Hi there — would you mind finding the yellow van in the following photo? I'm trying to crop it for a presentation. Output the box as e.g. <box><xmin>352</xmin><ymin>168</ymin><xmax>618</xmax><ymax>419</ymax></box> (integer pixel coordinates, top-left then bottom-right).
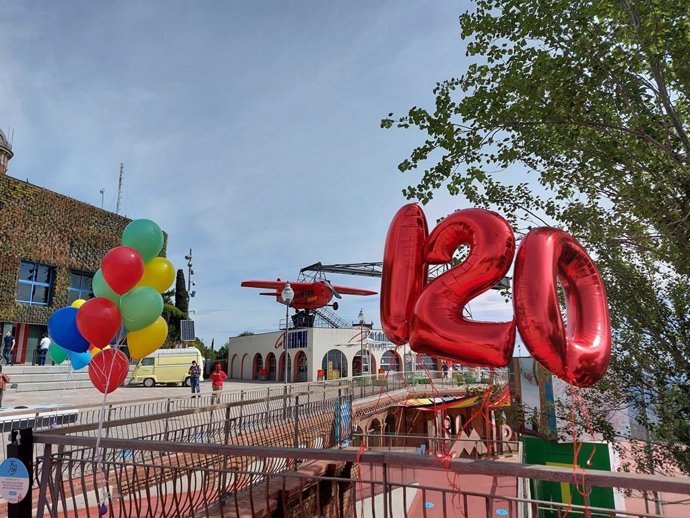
<box><xmin>130</xmin><ymin>347</ymin><xmax>204</xmax><ymax>387</ymax></box>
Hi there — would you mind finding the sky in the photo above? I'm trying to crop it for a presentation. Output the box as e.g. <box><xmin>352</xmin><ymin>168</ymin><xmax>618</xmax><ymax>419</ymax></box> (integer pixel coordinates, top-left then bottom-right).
<box><xmin>0</xmin><ymin>1</ymin><xmax>515</xmax><ymax>346</ymax></box>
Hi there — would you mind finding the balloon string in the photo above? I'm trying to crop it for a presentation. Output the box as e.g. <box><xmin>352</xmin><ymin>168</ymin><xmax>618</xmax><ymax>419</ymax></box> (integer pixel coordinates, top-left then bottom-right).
<box><xmin>93</xmin><ymin>325</ymin><xmax>126</xmax><ymax>510</ymax></box>
<box><xmin>566</xmin><ymin>385</ymin><xmax>595</xmax><ymax>518</ymax></box>
<box><xmin>50</xmin><ymin>367</ymin><xmax>76</xmax><ymax>427</ymax></box>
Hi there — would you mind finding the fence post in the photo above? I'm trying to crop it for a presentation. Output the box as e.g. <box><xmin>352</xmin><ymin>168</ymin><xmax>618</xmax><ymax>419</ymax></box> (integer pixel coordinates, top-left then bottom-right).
<box><xmin>282</xmin><ymin>384</ymin><xmax>288</xmax><ymax>419</ymax></box>
<box><xmin>7</xmin><ymin>428</ymin><xmax>33</xmax><ymax>518</ymax></box>
<box><xmin>337</xmin><ymin>388</ymin><xmax>343</xmax><ymax>449</ymax></box>
<box><xmin>238</xmin><ymin>391</ymin><xmax>245</xmax><ymax>435</ymax></box>
<box><xmin>35</xmin><ymin>442</ymin><xmax>53</xmax><ymax>518</ymax></box>
<box><xmin>349</xmin><ymin>389</ymin><xmax>354</xmax><ymax>444</ymax></box>
<box><xmin>293</xmin><ymin>395</ymin><xmax>300</xmax><ymax>450</ymax></box>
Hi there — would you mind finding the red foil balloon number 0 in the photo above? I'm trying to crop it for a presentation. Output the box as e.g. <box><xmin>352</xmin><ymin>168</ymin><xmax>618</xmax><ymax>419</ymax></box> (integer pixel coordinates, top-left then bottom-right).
<box><xmin>381</xmin><ymin>204</ymin><xmax>611</xmax><ymax>387</ymax></box>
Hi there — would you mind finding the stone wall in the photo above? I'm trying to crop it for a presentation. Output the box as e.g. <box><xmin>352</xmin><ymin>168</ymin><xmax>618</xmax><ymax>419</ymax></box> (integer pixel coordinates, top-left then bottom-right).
<box><xmin>0</xmin><ymin>174</ymin><xmax>130</xmax><ymax>324</ymax></box>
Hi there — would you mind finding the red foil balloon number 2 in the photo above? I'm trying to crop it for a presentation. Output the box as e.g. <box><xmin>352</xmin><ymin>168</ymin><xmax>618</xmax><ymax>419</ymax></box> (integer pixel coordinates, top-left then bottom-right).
<box><xmin>381</xmin><ymin>204</ymin><xmax>611</xmax><ymax>388</ymax></box>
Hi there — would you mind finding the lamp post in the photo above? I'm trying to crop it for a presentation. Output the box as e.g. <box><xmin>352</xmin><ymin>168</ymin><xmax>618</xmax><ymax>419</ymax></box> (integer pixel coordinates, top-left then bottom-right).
<box><xmin>358</xmin><ymin>308</ymin><xmax>365</xmax><ymax>377</ymax></box>
<box><xmin>185</xmin><ymin>248</ymin><xmax>196</xmax><ymax>303</ymax></box>
<box><xmin>281</xmin><ymin>282</ymin><xmax>294</xmax><ymax>385</ymax></box>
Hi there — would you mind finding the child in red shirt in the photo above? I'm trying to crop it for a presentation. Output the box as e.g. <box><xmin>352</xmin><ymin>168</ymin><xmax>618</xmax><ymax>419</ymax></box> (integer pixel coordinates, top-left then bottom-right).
<box><xmin>209</xmin><ymin>363</ymin><xmax>227</xmax><ymax>403</ymax></box>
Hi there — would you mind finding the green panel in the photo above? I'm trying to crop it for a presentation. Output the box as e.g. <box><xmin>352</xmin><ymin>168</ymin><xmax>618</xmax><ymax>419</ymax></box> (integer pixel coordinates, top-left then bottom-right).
<box><xmin>523</xmin><ymin>437</ymin><xmax>615</xmax><ymax>517</ymax></box>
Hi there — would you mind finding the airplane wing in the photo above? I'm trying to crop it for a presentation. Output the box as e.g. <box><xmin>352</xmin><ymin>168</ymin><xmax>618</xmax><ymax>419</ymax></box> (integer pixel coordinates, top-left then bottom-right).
<box><xmin>330</xmin><ymin>285</ymin><xmax>377</xmax><ymax>296</ymax></box>
<box><xmin>241</xmin><ymin>280</ymin><xmax>309</xmax><ymax>290</ymax></box>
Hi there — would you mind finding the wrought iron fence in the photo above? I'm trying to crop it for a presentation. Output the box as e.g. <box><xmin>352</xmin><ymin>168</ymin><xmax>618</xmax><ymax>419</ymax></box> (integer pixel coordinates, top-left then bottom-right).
<box><xmin>31</xmin><ymin>436</ymin><xmax>690</xmax><ymax>518</ymax></box>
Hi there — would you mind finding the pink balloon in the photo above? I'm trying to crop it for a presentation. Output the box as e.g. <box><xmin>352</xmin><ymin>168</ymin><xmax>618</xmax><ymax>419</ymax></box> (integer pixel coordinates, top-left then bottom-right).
<box><xmin>76</xmin><ymin>297</ymin><xmax>121</xmax><ymax>347</ymax></box>
<box><xmin>102</xmin><ymin>246</ymin><xmax>144</xmax><ymax>295</ymax></box>
<box><xmin>513</xmin><ymin>228</ymin><xmax>611</xmax><ymax>387</ymax></box>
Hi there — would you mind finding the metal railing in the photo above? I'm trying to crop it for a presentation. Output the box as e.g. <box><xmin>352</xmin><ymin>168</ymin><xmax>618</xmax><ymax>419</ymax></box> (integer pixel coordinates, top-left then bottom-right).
<box><xmin>31</xmin><ymin>435</ymin><xmax>690</xmax><ymax>518</ymax></box>
<box><xmin>0</xmin><ymin>384</ymin><xmax>347</xmax><ymax>461</ymax></box>
<box><xmin>351</xmin><ymin>432</ymin><xmax>521</xmax><ymax>459</ymax></box>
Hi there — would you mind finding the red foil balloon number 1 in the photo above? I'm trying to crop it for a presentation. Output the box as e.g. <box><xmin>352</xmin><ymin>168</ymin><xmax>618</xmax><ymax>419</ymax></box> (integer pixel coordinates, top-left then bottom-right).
<box><xmin>381</xmin><ymin>203</ymin><xmax>611</xmax><ymax>388</ymax></box>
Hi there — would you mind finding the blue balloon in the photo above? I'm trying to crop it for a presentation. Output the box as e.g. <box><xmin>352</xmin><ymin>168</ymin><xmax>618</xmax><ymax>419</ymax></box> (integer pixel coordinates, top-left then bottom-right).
<box><xmin>48</xmin><ymin>307</ymin><xmax>90</xmax><ymax>353</ymax></box>
<box><xmin>70</xmin><ymin>351</ymin><xmax>92</xmax><ymax>370</ymax></box>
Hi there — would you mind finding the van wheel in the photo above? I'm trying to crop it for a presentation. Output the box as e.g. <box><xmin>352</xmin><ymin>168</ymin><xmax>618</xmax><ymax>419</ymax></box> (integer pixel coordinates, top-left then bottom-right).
<box><xmin>143</xmin><ymin>378</ymin><xmax>155</xmax><ymax>388</ymax></box>
<box><xmin>184</xmin><ymin>377</ymin><xmax>191</xmax><ymax>387</ymax></box>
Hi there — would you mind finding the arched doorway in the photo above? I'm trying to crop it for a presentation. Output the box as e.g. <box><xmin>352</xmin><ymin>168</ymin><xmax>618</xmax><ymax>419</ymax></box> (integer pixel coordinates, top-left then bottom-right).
<box><xmin>321</xmin><ymin>349</ymin><xmax>347</xmax><ymax>379</ymax></box>
<box><xmin>230</xmin><ymin>354</ymin><xmax>239</xmax><ymax>379</ymax></box>
<box><xmin>352</xmin><ymin>425</ymin><xmax>364</xmax><ymax>447</ymax></box>
<box><xmin>381</xmin><ymin>350</ymin><xmax>402</xmax><ymax>372</ymax></box>
<box><xmin>241</xmin><ymin>353</ymin><xmax>251</xmax><ymax>380</ymax></box>
<box><xmin>352</xmin><ymin>351</ymin><xmax>371</xmax><ymax>376</ymax></box>
<box><xmin>278</xmin><ymin>352</ymin><xmax>292</xmax><ymax>382</ymax></box>
<box><xmin>266</xmin><ymin>352</ymin><xmax>277</xmax><ymax>381</ymax></box>
<box><xmin>253</xmin><ymin>353</ymin><xmax>264</xmax><ymax>380</ymax></box>
<box><xmin>368</xmin><ymin>418</ymin><xmax>382</xmax><ymax>448</ymax></box>
<box><xmin>294</xmin><ymin>350</ymin><xmax>308</xmax><ymax>382</ymax></box>
<box><xmin>385</xmin><ymin>414</ymin><xmax>396</xmax><ymax>435</ymax></box>
<box><xmin>416</xmin><ymin>353</ymin><xmax>438</xmax><ymax>372</ymax></box>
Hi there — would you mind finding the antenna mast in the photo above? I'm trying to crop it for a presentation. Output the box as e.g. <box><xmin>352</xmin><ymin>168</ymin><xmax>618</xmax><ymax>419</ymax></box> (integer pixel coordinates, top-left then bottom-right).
<box><xmin>116</xmin><ymin>163</ymin><xmax>124</xmax><ymax>214</ymax></box>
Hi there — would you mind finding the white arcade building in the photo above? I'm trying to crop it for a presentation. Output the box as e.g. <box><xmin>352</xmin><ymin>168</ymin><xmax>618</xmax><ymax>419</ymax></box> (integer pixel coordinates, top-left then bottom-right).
<box><xmin>227</xmin><ymin>327</ymin><xmax>443</xmax><ymax>383</ymax></box>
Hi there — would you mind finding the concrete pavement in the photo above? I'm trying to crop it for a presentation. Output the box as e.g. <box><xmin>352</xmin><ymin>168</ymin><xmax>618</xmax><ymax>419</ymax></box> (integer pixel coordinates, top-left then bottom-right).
<box><xmin>1</xmin><ymin>379</ymin><xmax>294</xmax><ymax>410</ymax></box>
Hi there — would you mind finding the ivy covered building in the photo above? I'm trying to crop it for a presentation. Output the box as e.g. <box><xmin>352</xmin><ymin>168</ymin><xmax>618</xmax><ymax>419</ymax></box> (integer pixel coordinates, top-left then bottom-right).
<box><xmin>0</xmin><ymin>129</ymin><xmax>130</xmax><ymax>363</ymax></box>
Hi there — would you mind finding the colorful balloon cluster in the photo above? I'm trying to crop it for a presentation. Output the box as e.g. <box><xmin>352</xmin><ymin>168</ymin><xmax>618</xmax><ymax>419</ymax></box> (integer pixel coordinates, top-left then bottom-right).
<box><xmin>47</xmin><ymin>219</ymin><xmax>174</xmax><ymax>393</ymax></box>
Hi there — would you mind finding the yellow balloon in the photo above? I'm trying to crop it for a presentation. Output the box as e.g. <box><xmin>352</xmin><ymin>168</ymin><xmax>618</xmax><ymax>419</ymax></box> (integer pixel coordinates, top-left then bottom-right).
<box><xmin>127</xmin><ymin>317</ymin><xmax>168</xmax><ymax>360</ymax></box>
<box><xmin>136</xmin><ymin>257</ymin><xmax>176</xmax><ymax>293</ymax></box>
<box><xmin>71</xmin><ymin>299</ymin><xmax>87</xmax><ymax>308</ymax></box>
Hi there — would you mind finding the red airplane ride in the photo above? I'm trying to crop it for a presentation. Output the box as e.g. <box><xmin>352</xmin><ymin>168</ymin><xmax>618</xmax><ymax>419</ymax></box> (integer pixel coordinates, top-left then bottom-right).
<box><xmin>241</xmin><ymin>278</ymin><xmax>376</xmax><ymax>311</ymax></box>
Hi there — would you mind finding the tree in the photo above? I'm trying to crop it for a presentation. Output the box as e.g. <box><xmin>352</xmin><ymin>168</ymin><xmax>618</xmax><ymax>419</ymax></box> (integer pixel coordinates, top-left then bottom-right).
<box><xmin>383</xmin><ymin>0</ymin><xmax>690</xmax><ymax>474</ymax></box>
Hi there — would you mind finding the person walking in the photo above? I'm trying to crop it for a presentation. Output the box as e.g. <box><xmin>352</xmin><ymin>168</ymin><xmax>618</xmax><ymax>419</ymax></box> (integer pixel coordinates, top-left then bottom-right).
<box><xmin>209</xmin><ymin>363</ymin><xmax>227</xmax><ymax>404</ymax></box>
<box><xmin>38</xmin><ymin>333</ymin><xmax>51</xmax><ymax>366</ymax></box>
<box><xmin>3</xmin><ymin>331</ymin><xmax>15</xmax><ymax>366</ymax></box>
<box><xmin>188</xmin><ymin>360</ymin><xmax>201</xmax><ymax>397</ymax></box>
<box><xmin>0</xmin><ymin>365</ymin><xmax>10</xmax><ymax>408</ymax></box>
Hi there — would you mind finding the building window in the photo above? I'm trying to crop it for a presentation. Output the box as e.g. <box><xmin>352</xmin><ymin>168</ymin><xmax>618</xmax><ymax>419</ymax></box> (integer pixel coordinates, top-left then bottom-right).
<box><xmin>68</xmin><ymin>272</ymin><xmax>94</xmax><ymax>305</ymax></box>
<box><xmin>16</xmin><ymin>261</ymin><xmax>55</xmax><ymax>306</ymax></box>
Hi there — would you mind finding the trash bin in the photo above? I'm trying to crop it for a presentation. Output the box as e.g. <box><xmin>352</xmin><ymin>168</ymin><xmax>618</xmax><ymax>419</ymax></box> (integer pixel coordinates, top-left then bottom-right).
<box><xmin>317</xmin><ymin>369</ymin><xmax>325</xmax><ymax>381</ymax></box>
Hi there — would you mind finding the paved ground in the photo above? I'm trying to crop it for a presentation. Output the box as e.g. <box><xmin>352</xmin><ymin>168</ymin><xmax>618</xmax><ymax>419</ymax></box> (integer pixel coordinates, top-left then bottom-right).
<box><xmin>2</xmin><ymin>379</ymin><xmax>298</xmax><ymax>410</ymax></box>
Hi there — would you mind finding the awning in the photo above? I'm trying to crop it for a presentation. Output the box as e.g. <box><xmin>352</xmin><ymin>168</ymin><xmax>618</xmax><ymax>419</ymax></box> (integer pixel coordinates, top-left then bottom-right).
<box><xmin>397</xmin><ymin>385</ymin><xmax>511</xmax><ymax>412</ymax></box>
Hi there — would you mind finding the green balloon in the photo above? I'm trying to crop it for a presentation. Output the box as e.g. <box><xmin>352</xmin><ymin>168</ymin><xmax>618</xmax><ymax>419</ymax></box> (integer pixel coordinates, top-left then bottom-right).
<box><xmin>122</xmin><ymin>219</ymin><xmax>164</xmax><ymax>263</ymax></box>
<box><xmin>49</xmin><ymin>342</ymin><xmax>68</xmax><ymax>365</ymax></box>
<box><xmin>120</xmin><ymin>286</ymin><xmax>163</xmax><ymax>331</ymax></box>
<box><xmin>92</xmin><ymin>269</ymin><xmax>121</xmax><ymax>306</ymax></box>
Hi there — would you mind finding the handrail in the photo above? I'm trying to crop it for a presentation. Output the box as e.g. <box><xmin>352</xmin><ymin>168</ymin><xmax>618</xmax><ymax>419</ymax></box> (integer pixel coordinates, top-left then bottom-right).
<box><xmin>43</xmin><ymin>389</ymin><xmax>322</xmax><ymax>435</ymax></box>
<box><xmin>32</xmin><ymin>434</ymin><xmax>690</xmax><ymax>495</ymax></box>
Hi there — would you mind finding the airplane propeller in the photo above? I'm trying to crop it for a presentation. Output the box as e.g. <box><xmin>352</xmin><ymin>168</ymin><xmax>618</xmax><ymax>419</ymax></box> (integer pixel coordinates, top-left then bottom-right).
<box><xmin>322</xmin><ymin>280</ymin><xmax>343</xmax><ymax>299</ymax></box>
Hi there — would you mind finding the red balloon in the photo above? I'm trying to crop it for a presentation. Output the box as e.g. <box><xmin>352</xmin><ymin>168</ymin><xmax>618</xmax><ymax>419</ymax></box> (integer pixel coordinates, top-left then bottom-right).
<box><xmin>102</xmin><ymin>246</ymin><xmax>144</xmax><ymax>294</ymax></box>
<box><xmin>76</xmin><ymin>297</ymin><xmax>121</xmax><ymax>347</ymax></box>
<box><xmin>88</xmin><ymin>349</ymin><xmax>130</xmax><ymax>394</ymax></box>
<box><xmin>381</xmin><ymin>203</ymin><xmax>429</xmax><ymax>345</ymax></box>
<box><xmin>409</xmin><ymin>209</ymin><xmax>516</xmax><ymax>367</ymax></box>
<box><xmin>513</xmin><ymin>228</ymin><xmax>611</xmax><ymax>387</ymax></box>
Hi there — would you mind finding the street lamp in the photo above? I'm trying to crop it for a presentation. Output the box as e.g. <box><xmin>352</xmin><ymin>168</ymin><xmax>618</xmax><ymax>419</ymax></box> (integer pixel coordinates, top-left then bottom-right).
<box><xmin>358</xmin><ymin>308</ymin><xmax>366</xmax><ymax>376</ymax></box>
<box><xmin>185</xmin><ymin>249</ymin><xmax>196</xmax><ymax>299</ymax></box>
<box><xmin>281</xmin><ymin>282</ymin><xmax>294</xmax><ymax>385</ymax></box>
